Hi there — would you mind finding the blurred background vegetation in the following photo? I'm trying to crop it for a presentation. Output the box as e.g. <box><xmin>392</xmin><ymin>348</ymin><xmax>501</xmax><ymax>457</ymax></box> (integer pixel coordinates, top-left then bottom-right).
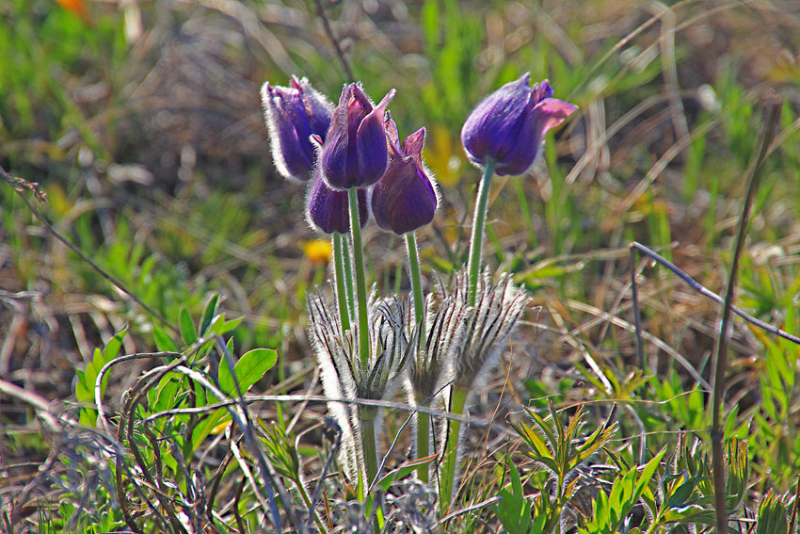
<box><xmin>2</xmin><ymin>0</ymin><xmax>800</xmax><ymax>532</ymax></box>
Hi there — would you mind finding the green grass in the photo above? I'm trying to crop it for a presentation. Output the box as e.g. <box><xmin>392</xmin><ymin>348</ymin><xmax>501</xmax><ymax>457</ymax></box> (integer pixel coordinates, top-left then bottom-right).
<box><xmin>2</xmin><ymin>0</ymin><xmax>800</xmax><ymax>532</ymax></box>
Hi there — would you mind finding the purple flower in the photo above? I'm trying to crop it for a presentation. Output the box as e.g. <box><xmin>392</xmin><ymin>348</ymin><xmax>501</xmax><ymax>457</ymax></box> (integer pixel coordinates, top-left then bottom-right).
<box><xmin>261</xmin><ymin>76</ymin><xmax>333</xmax><ymax>181</ymax></box>
<box><xmin>320</xmin><ymin>83</ymin><xmax>395</xmax><ymax>190</ymax></box>
<box><xmin>371</xmin><ymin>116</ymin><xmax>438</xmax><ymax>235</ymax></box>
<box><xmin>306</xmin><ymin>167</ymin><xmax>369</xmax><ymax>234</ymax></box>
<box><xmin>461</xmin><ymin>74</ymin><xmax>577</xmax><ymax>177</ymax></box>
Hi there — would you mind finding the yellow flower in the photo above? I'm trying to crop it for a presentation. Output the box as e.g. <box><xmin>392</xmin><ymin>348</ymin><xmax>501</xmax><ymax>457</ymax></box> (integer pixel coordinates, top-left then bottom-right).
<box><xmin>301</xmin><ymin>239</ymin><xmax>333</xmax><ymax>264</ymax></box>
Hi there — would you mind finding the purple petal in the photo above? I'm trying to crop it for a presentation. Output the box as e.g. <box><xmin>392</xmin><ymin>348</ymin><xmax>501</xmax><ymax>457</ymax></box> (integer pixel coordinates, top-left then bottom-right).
<box><xmin>400</xmin><ymin>127</ymin><xmax>425</xmax><ymax>163</ymax></box>
<box><xmin>384</xmin><ymin>113</ymin><xmax>401</xmax><ymax>159</ymax></box>
<box><xmin>531</xmin><ymin>80</ymin><xmax>554</xmax><ymax>105</ymax></box>
<box><xmin>371</xmin><ymin>156</ymin><xmax>437</xmax><ymax>235</ymax></box>
<box><xmin>306</xmin><ymin>172</ymin><xmax>368</xmax><ymax>234</ymax></box>
<box><xmin>533</xmin><ymin>98</ymin><xmax>578</xmax><ymax>135</ymax></box>
<box><xmin>461</xmin><ymin>73</ymin><xmax>532</xmax><ymax>164</ymax></box>
<box><xmin>297</xmin><ymin>77</ymin><xmax>334</xmax><ymax>139</ymax></box>
<box><xmin>320</xmin><ymin>85</ymin><xmax>353</xmax><ymax>189</ymax></box>
<box><xmin>494</xmin><ymin>97</ymin><xmax>577</xmax><ymax>176</ymax></box>
<box><xmin>261</xmin><ymin>82</ymin><xmax>314</xmax><ymax>181</ymax></box>
<box><xmin>354</xmin><ymin>89</ymin><xmax>395</xmax><ymax>187</ymax></box>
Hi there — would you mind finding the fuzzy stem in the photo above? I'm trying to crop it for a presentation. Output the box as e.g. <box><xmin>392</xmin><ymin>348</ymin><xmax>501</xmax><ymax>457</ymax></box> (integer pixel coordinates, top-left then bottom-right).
<box><xmin>415</xmin><ymin>406</ymin><xmax>431</xmax><ymax>483</ymax></box>
<box><xmin>360</xmin><ymin>408</ymin><xmax>382</xmax><ymax>531</ymax></box>
<box><xmin>360</xmin><ymin>411</ymin><xmax>380</xmax><ymax>489</ymax></box>
<box><xmin>405</xmin><ymin>232</ymin><xmax>426</xmax><ymax>345</ymax></box>
<box><xmin>332</xmin><ymin>232</ymin><xmax>351</xmax><ymax>332</ymax></box>
<box><xmin>439</xmin><ymin>386</ymin><xmax>469</xmax><ymax>514</ymax></box>
<box><xmin>342</xmin><ymin>234</ymin><xmax>356</xmax><ymax>320</ymax></box>
<box><xmin>467</xmin><ymin>161</ymin><xmax>496</xmax><ymax>307</ymax></box>
<box><xmin>348</xmin><ymin>187</ymin><xmax>370</xmax><ymax>373</ymax></box>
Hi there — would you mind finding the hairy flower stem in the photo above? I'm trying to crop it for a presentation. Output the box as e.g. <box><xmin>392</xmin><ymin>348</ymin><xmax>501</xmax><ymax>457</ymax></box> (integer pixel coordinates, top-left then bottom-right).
<box><xmin>342</xmin><ymin>235</ymin><xmax>355</xmax><ymax>319</ymax></box>
<box><xmin>439</xmin><ymin>386</ymin><xmax>469</xmax><ymax>513</ymax></box>
<box><xmin>332</xmin><ymin>232</ymin><xmax>351</xmax><ymax>332</ymax></box>
<box><xmin>405</xmin><ymin>232</ymin><xmax>426</xmax><ymax>345</ymax></box>
<box><xmin>467</xmin><ymin>161</ymin><xmax>496</xmax><ymax>307</ymax></box>
<box><xmin>415</xmin><ymin>401</ymin><xmax>431</xmax><ymax>483</ymax></box>
<box><xmin>360</xmin><ymin>408</ymin><xmax>380</xmax><ymax>491</ymax></box>
<box><xmin>348</xmin><ymin>187</ymin><xmax>370</xmax><ymax>373</ymax></box>
<box><xmin>360</xmin><ymin>408</ymin><xmax>382</xmax><ymax>532</ymax></box>
<box><xmin>405</xmin><ymin>232</ymin><xmax>431</xmax><ymax>483</ymax></box>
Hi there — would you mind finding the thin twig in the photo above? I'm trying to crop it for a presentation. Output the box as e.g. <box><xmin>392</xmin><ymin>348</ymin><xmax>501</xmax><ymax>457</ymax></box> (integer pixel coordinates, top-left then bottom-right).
<box><xmin>630</xmin><ymin>246</ymin><xmax>646</xmax><ymax>372</ymax></box>
<box><xmin>711</xmin><ymin>95</ymin><xmax>782</xmax><ymax>534</ymax></box>
<box><xmin>312</xmin><ymin>0</ymin><xmax>355</xmax><ymax>82</ymax></box>
<box><xmin>143</xmin><ymin>393</ymin><xmax>485</xmax><ymax>426</ymax></box>
<box><xmin>94</xmin><ymin>351</ymin><xmax>181</xmax><ymax>434</ymax></box>
<box><xmin>630</xmin><ymin>242</ymin><xmax>800</xmax><ymax>346</ymax></box>
<box><xmin>0</xmin><ymin>165</ymin><xmax>180</xmax><ymax>336</ymax></box>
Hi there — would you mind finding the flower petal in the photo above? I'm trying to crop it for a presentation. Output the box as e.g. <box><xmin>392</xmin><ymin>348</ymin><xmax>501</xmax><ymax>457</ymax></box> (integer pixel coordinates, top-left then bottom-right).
<box><xmin>355</xmin><ymin>89</ymin><xmax>395</xmax><ymax>187</ymax></box>
<box><xmin>320</xmin><ymin>85</ymin><xmax>354</xmax><ymax>189</ymax></box>
<box><xmin>461</xmin><ymin>73</ymin><xmax>532</xmax><ymax>164</ymax></box>
<box><xmin>533</xmin><ymin>98</ymin><xmax>578</xmax><ymax>135</ymax></box>
<box><xmin>371</xmin><ymin>156</ymin><xmax>437</xmax><ymax>235</ymax></box>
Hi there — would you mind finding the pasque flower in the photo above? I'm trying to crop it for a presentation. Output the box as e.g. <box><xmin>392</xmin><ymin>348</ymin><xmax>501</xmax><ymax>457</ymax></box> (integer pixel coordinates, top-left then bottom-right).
<box><xmin>371</xmin><ymin>116</ymin><xmax>439</xmax><ymax>235</ymax></box>
<box><xmin>321</xmin><ymin>83</ymin><xmax>395</xmax><ymax>189</ymax></box>
<box><xmin>261</xmin><ymin>76</ymin><xmax>333</xmax><ymax>181</ymax></box>
<box><xmin>306</xmin><ymin>168</ymin><xmax>369</xmax><ymax>234</ymax></box>
<box><xmin>461</xmin><ymin>74</ymin><xmax>577</xmax><ymax>176</ymax></box>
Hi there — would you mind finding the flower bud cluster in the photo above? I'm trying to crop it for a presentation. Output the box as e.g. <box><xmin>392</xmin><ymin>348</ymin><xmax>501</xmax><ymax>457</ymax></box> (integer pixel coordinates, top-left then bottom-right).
<box><xmin>262</xmin><ymin>79</ymin><xmax>438</xmax><ymax>236</ymax></box>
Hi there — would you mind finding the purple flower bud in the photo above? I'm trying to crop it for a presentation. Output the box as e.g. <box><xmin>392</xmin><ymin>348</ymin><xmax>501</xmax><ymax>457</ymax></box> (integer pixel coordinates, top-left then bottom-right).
<box><xmin>306</xmin><ymin>167</ymin><xmax>369</xmax><ymax>234</ymax></box>
<box><xmin>371</xmin><ymin>116</ymin><xmax>438</xmax><ymax>235</ymax></box>
<box><xmin>321</xmin><ymin>83</ymin><xmax>396</xmax><ymax>190</ymax></box>
<box><xmin>261</xmin><ymin>76</ymin><xmax>333</xmax><ymax>182</ymax></box>
<box><xmin>461</xmin><ymin>74</ymin><xmax>577</xmax><ymax>177</ymax></box>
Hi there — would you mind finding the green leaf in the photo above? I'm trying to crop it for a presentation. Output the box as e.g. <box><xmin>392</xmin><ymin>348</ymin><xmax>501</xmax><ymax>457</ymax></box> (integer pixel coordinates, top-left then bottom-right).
<box><xmin>218</xmin><ymin>348</ymin><xmax>278</xmax><ymax>397</ymax></box>
<box><xmin>200</xmin><ymin>293</ymin><xmax>220</xmax><ymax>336</ymax></box>
<box><xmin>75</xmin><ymin>369</ymin><xmax>91</xmax><ymax>403</ymax></box>
<box><xmin>102</xmin><ymin>324</ymin><xmax>129</xmax><ymax>364</ymax></box>
<box><xmin>180</xmin><ymin>307</ymin><xmax>197</xmax><ymax>345</ymax></box>
<box><xmin>217</xmin><ymin>316</ymin><xmax>244</xmax><ymax>336</ymax></box>
<box><xmin>192</xmin><ymin>408</ymin><xmax>229</xmax><ymax>453</ymax></box>
<box><xmin>635</xmin><ymin>447</ymin><xmax>666</xmax><ymax>500</ymax></box>
<box><xmin>495</xmin><ymin>457</ymin><xmax>532</xmax><ymax>534</ymax></box>
<box><xmin>153</xmin><ymin>325</ymin><xmax>177</xmax><ymax>353</ymax></box>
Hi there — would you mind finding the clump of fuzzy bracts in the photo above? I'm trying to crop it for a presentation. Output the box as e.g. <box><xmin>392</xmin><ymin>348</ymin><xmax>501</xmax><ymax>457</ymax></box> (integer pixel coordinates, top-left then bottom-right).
<box><xmin>307</xmin><ymin>291</ymin><xmax>412</xmax><ymax>482</ymax></box>
<box><xmin>450</xmin><ymin>271</ymin><xmax>530</xmax><ymax>392</ymax></box>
